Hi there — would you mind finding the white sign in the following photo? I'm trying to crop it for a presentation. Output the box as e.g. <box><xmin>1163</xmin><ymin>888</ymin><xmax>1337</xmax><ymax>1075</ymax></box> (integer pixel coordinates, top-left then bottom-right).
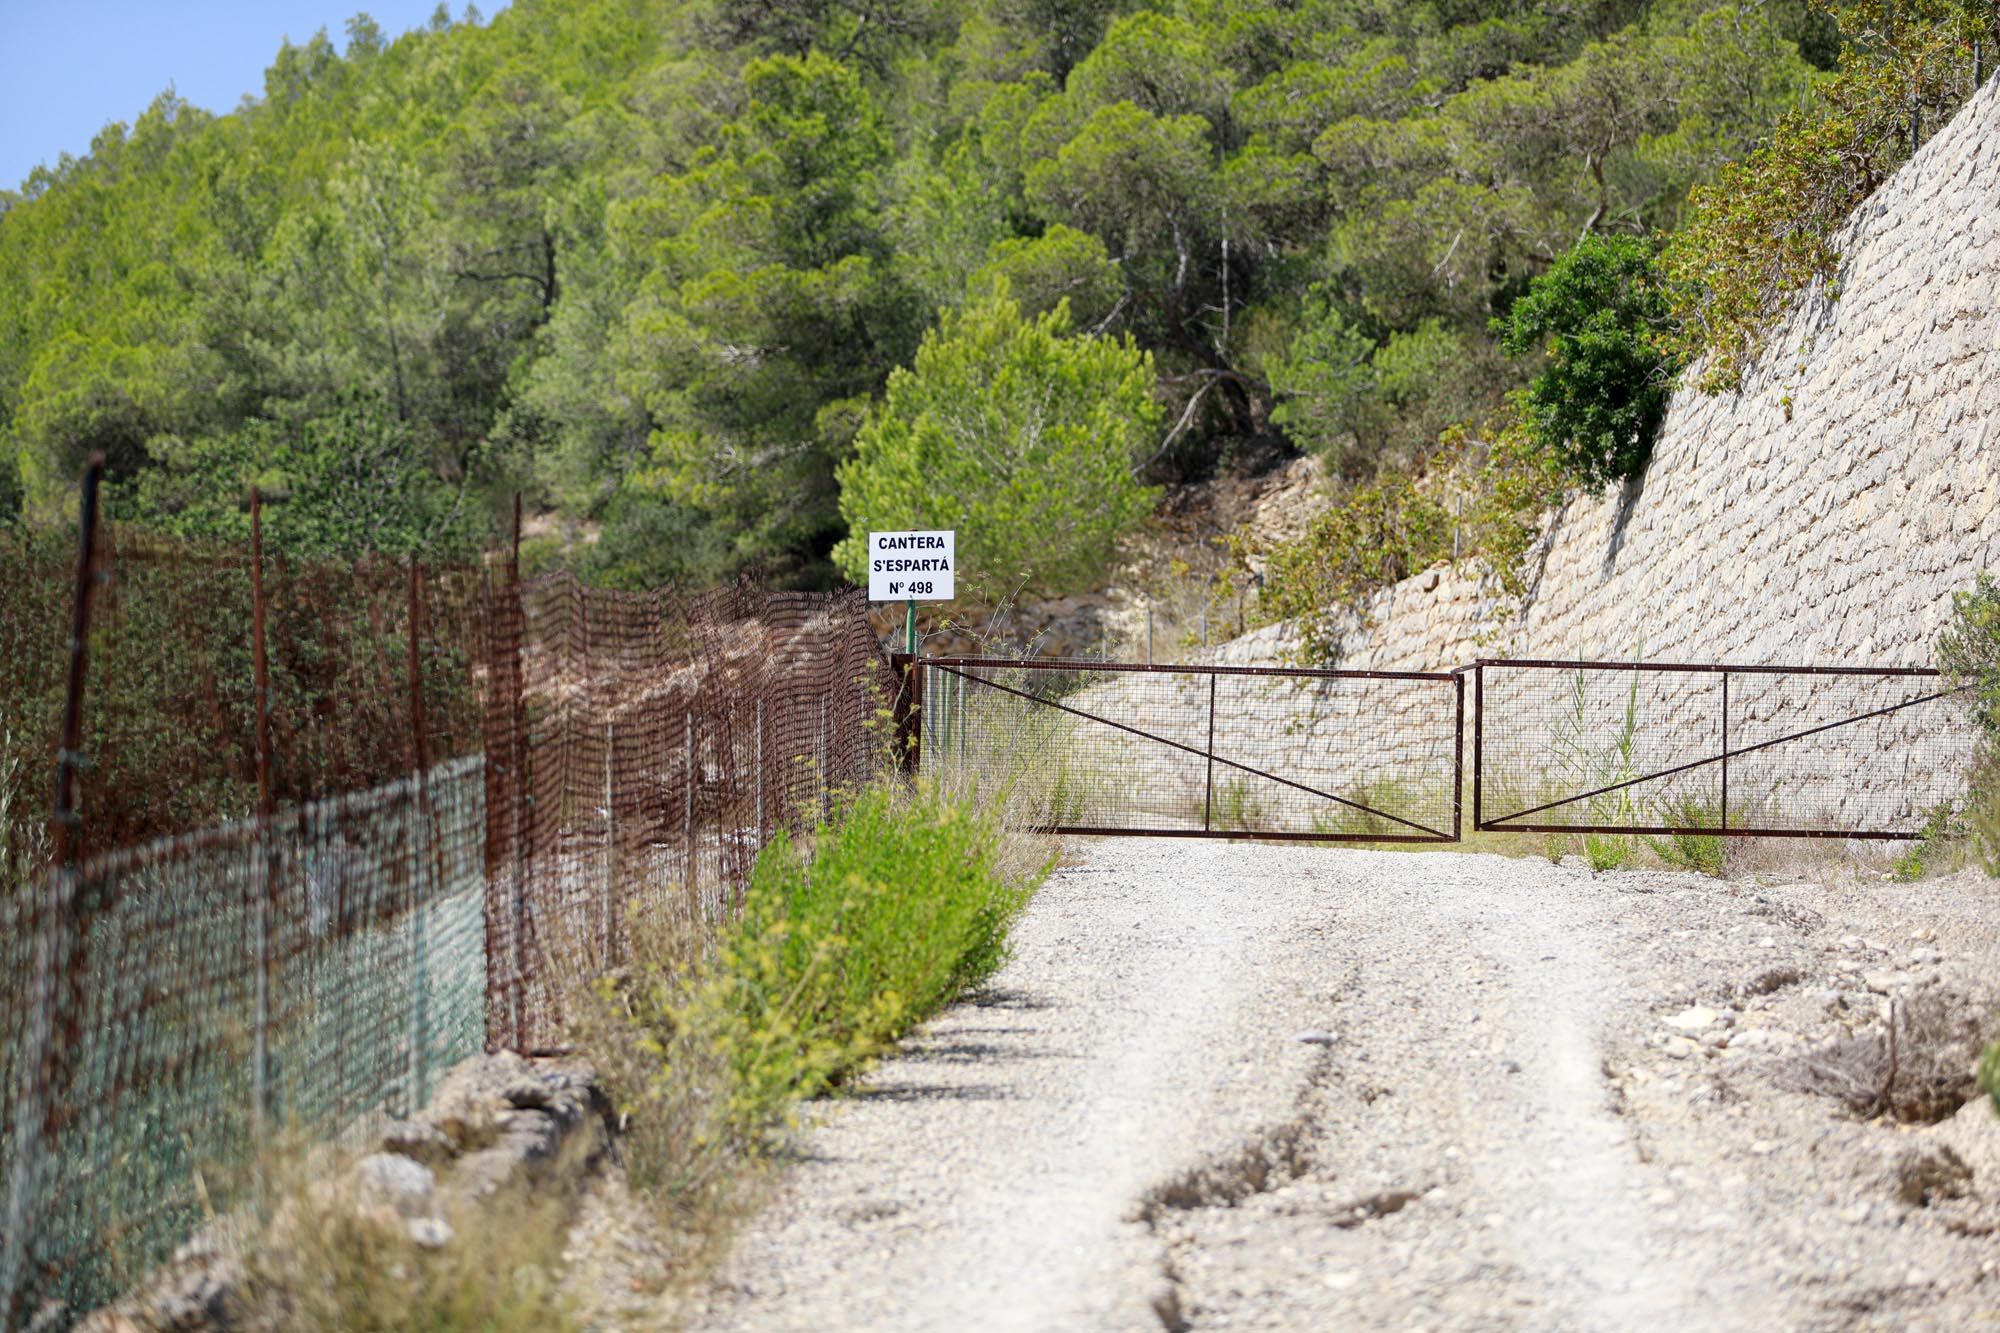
<box><xmin>867</xmin><ymin>530</ymin><xmax>955</xmax><ymax>601</ymax></box>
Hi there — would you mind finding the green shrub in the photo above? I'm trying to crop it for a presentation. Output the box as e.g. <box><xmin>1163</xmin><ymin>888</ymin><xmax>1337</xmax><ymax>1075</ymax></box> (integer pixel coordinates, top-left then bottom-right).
<box><xmin>1495</xmin><ymin>234</ymin><xmax>1679</xmax><ymax>491</ymax></box>
<box><xmin>1583</xmin><ymin>833</ymin><xmax>1635</xmax><ymax>873</ymax></box>
<box><xmin>588</xmin><ymin>776</ymin><xmax>1049</xmax><ymax>1205</ymax></box>
<box><xmin>1665</xmin><ymin>0</ymin><xmax>1997</xmax><ymax>389</ymax></box>
<box><xmin>741</xmin><ymin>778</ymin><xmax>1042</xmax><ymax>1057</ymax></box>
<box><xmin>832</xmin><ymin>289</ymin><xmax>1161</xmax><ymax>597</ymax></box>
<box><xmin>1254</xmin><ymin>470</ymin><xmax>1451</xmax><ymax>664</ymax></box>
<box><xmin>1645</xmin><ymin>797</ymin><xmax>1726</xmax><ymax>876</ymax></box>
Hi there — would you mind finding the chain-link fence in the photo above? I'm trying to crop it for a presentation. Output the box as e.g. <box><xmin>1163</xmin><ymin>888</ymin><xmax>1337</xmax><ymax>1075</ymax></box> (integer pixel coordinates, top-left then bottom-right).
<box><xmin>1</xmin><ymin>758</ymin><xmax>487</xmax><ymax>1322</ymax></box>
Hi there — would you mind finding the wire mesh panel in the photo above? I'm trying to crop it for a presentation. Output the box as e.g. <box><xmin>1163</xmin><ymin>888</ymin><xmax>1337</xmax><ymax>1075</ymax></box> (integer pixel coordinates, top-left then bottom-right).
<box><xmin>1473</xmin><ymin>660</ymin><xmax>1971</xmax><ymax>838</ymax></box>
<box><xmin>908</xmin><ymin>658</ymin><xmax>1462</xmax><ymax>842</ymax></box>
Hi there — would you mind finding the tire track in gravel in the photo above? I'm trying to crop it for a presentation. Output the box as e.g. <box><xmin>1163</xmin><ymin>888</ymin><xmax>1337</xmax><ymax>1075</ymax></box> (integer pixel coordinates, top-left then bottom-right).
<box><xmin>684</xmin><ymin>843</ymin><xmax>1781</xmax><ymax>1332</ymax></box>
<box><xmin>683</xmin><ymin>840</ymin><xmax>1339</xmax><ymax>1332</ymax></box>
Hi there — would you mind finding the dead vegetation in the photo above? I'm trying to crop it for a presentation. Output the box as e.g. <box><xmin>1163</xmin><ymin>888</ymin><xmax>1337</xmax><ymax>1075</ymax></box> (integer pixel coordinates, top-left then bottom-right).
<box><xmin>235</xmin><ymin>1185</ymin><xmax>580</xmax><ymax>1333</ymax></box>
<box><xmin>1781</xmin><ymin>987</ymin><xmax>1993</xmax><ymax>1124</ymax></box>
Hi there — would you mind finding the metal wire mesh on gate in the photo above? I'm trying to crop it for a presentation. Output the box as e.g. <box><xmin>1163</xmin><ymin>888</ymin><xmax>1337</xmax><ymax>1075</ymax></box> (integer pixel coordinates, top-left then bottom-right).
<box><xmin>901</xmin><ymin>657</ymin><xmax>1462</xmax><ymax>841</ymax></box>
<box><xmin>1473</xmin><ymin>660</ymin><xmax>1972</xmax><ymax>837</ymax></box>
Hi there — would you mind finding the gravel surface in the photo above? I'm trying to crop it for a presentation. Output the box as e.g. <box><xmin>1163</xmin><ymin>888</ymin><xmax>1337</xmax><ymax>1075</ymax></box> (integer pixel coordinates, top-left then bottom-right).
<box><xmin>679</xmin><ymin>841</ymin><xmax>2000</xmax><ymax>1332</ymax></box>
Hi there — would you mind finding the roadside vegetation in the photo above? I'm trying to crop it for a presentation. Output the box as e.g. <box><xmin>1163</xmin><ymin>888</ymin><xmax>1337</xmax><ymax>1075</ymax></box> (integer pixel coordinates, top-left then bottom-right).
<box><xmin>570</xmin><ymin>773</ymin><xmax>1050</xmax><ymax>1279</ymax></box>
<box><xmin>1243</xmin><ymin>0</ymin><xmax>1996</xmax><ymax>652</ymax></box>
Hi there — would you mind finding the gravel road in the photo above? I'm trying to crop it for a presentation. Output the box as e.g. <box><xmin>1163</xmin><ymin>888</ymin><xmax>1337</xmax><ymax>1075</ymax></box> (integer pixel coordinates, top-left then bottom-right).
<box><xmin>681</xmin><ymin>840</ymin><xmax>2000</xmax><ymax>1332</ymax></box>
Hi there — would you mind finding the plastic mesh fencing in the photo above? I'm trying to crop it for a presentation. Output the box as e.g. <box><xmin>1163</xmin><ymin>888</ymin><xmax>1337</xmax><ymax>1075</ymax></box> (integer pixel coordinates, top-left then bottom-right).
<box><xmin>481</xmin><ymin>575</ymin><xmax>893</xmax><ymax>1053</ymax></box>
<box><xmin>2</xmin><ymin>507</ymin><xmax>891</xmax><ymax>1327</ymax></box>
<box><xmin>906</xmin><ymin>658</ymin><xmax>1463</xmax><ymax>841</ymax></box>
<box><xmin>0</xmin><ymin>527</ymin><xmax>485</xmax><ymax>858</ymax></box>
<box><xmin>1473</xmin><ymin>661</ymin><xmax>1973</xmax><ymax>837</ymax></box>
<box><xmin>0</xmin><ymin>758</ymin><xmax>487</xmax><ymax>1324</ymax></box>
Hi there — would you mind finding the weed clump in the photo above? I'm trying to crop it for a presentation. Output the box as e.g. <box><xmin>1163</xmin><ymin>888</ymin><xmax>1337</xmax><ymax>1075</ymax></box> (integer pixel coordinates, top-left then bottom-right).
<box><xmin>1645</xmin><ymin>797</ymin><xmax>1726</xmax><ymax>876</ymax></box>
<box><xmin>238</xmin><ymin>1187</ymin><xmax>580</xmax><ymax>1333</ymax></box>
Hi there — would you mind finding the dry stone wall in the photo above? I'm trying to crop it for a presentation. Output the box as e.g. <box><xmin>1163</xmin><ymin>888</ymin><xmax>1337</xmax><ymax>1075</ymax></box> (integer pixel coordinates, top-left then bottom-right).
<box><xmin>1223</xmin><ymin>72</ymin><xmax>2000</xmax><ymax>678</ymax></box>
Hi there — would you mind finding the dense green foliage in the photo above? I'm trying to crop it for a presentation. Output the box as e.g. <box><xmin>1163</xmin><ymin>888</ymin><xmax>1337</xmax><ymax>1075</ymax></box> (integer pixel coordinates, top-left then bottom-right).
<box><xmin>833</xmin><ymin>291</ymin><xmax>1159</xmax><ymax>595</ymax></box>
<box><xmin>1496</xmin><ymin>234</ymin><xmax>1678</xmax><ymax>490</ymax></box>
<box><xmin>1665</xmin><ymin>0</ymin><xmax>1999</xmax><ymax>387</ymax></box>
<box><xmin>593</xmin><ymin>777</ymin><xmax>1044</xmax><ymax>1175</ymax></box>
<box><xmin>1</xmin><ymin>0</ymin><xmax>1838</xmax><ymax>582</ymax></box>
<box><xmin>1937</xmin><ymin>575</ymin><xmax>2000</xmax><ymax>1105</ymax></box>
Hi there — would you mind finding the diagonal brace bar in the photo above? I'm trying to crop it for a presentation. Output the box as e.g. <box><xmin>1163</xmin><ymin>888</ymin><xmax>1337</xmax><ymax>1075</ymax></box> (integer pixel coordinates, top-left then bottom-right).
<box><xmin>1489</xmin><ymin>683</ymin><xmax>1969</xmax><ymax>827</ymax></box>
<box><xmin>934</xmin><ymin>664</ymin><xmax>1450</xmax><ymax>840</ymax></box>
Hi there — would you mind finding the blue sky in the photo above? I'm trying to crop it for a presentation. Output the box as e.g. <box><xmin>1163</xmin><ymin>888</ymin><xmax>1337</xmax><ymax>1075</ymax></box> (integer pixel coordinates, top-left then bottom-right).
<box><xmin>0</xmin><ymin>1</ymin><xmax>512</xmax><ymax>192</ymax></box>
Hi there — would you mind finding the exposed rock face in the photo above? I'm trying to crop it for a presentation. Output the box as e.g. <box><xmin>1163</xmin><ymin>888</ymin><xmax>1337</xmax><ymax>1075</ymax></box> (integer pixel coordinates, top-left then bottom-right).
<box><xmin>1221</xmin><ymin>74</ymin><xmax>2000</xmax><ymax>673</ymax></box>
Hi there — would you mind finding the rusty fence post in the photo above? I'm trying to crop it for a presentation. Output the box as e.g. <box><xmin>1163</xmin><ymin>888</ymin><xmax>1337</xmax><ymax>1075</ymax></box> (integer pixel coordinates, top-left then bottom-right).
<box><xmin>250</xmin><ymin>489</ymin><xmax>276</xmax><ymax>1144</ymax></box>
<box><xmin>405</xmin><ymin>558</ymin><xmax>433</xmax><ymax>1112</ymax></box>
<box><xmin>1204</xmin><ymin>670</ymin><xmax>1218</xmax><ymax>832</ymax></box>
<box><xmin>508</xmin><ymin>495</ymin><xmax>529</xmax><ymax>1054</ymax></box>
<box><xmin>890</xmin><ymin>653</ymin><xmax>924</xmax><ymax>777</ymax></box>
<box><xmin>684</xmin><ymin>711</ymin><xmax>699</xmax><ymax>923</ymax></box>
<box><xmin>1</xmin><ymin>454</ymin><xmax>105</xmax><ymax>1323</ymax></box>
<box><xmin>602</xmin><ymin>721</ymin><xmax>614</xmax><ymax>965</ymax></box>
<box><xmin>1452</xmin><ymin>670</ymin><xmax>1465</xmax><ymax>842</ymax></box>
<box><xmin>1472</xmin><ymin>663</ymin><xmax>1485</xmax><ymax>832</ymax></box>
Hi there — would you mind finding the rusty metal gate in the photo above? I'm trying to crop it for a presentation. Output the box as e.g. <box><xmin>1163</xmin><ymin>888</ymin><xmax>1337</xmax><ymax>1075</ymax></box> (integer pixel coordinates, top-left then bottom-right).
<box><xmin>1471</xmin><ymin>659</ymin><xmax>1971</xmax><ymax>839</ymax></box>
<box><xmin>893</xmin><ymin>656</ymin><xmax>1463</xmax><ymax>842</ymax></box>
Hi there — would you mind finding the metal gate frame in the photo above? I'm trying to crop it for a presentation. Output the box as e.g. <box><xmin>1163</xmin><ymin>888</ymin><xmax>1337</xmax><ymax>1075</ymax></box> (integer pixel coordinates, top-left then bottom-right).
<box><xmin>1469</xmin><ymin>658</ymin><xmax>1966</xmax><ymax>840</ymax></box>
<box><xmin>893</xmin><ymin>655</ymin><xmax>1464</xmax><ymax>843</ymax></box>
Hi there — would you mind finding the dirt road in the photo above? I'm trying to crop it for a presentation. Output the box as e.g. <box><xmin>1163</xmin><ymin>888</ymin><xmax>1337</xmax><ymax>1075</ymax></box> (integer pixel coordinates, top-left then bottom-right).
<box><xmin>684</xmin><ymin>841</ymin><xmax>2000</xmax><ymax>1332</ymax></box>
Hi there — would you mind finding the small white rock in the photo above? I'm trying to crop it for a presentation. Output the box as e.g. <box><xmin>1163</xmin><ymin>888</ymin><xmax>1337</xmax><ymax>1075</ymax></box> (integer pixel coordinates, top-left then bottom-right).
<box><xmin>408</xmin><ymin>1217</ymin><xmax>454</xmax><ymax>1249</ymax></box>
<box><xmin>1664</xmin><ymin>1006</ymin><xmax>1721</xmax><ymax>1031</ymax></box>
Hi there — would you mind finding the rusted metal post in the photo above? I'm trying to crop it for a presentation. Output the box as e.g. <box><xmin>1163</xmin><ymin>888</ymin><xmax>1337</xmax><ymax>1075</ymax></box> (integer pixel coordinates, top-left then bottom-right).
<box><xmin>684</xmin><ymin>711</ymin><xmax>698</xmax><ymax>922</ymax></box>
<box><xmin>818</xmin><ymin>698</ymin><xmax>830</xmax><ymax>822</ymax></box>
<box><xmin>1472</xmin><ymin>663</ymin><xmax>1485</xmax><ymax>832</ymax></box>
<box><xmin>891</xmin><ymin>653</ymin><xmax>923</xmax><ymax>776</ymax></box>
<box><xmin>1719</xmin><ymin>670</ymin><xmax>1730</xmax><ymax>836</ymax></box>
<box><xmin>2</xmin><ymin>454</ymin><xmax>105</xmax><ymax>1322</ymax></box>
<box><xmin>754</xmin><ymin>699</ymin><xmax>766</xmax><ymax>838</ymax></box>
<box><xmin>509</xmin><ymin>494</ymin><xmax>528</xmax><ymax>1053</ymax></box>
<box><xmin>405</xmin><ymin>558</ymin><xmax>433</xmax><ymax>1111</ymax></box>
<box><xmin>250</xmin><ymin>488</ymin><xmax>276</xmax><ymax>1138</ymax></box>
<box><xmin>1452</xmin><ymin>670</ymin><xmax>1465</xmax><ymax>842</ymax></box>
<box><xmin>602</xmin><ymin>721</ymin><xmax>615</xmax><ymax>963</ymax></box>
<box><xmin>1204</xmin><ymin>671</ymin><xmax>1218</xmax><ymax>832</ymax></box>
